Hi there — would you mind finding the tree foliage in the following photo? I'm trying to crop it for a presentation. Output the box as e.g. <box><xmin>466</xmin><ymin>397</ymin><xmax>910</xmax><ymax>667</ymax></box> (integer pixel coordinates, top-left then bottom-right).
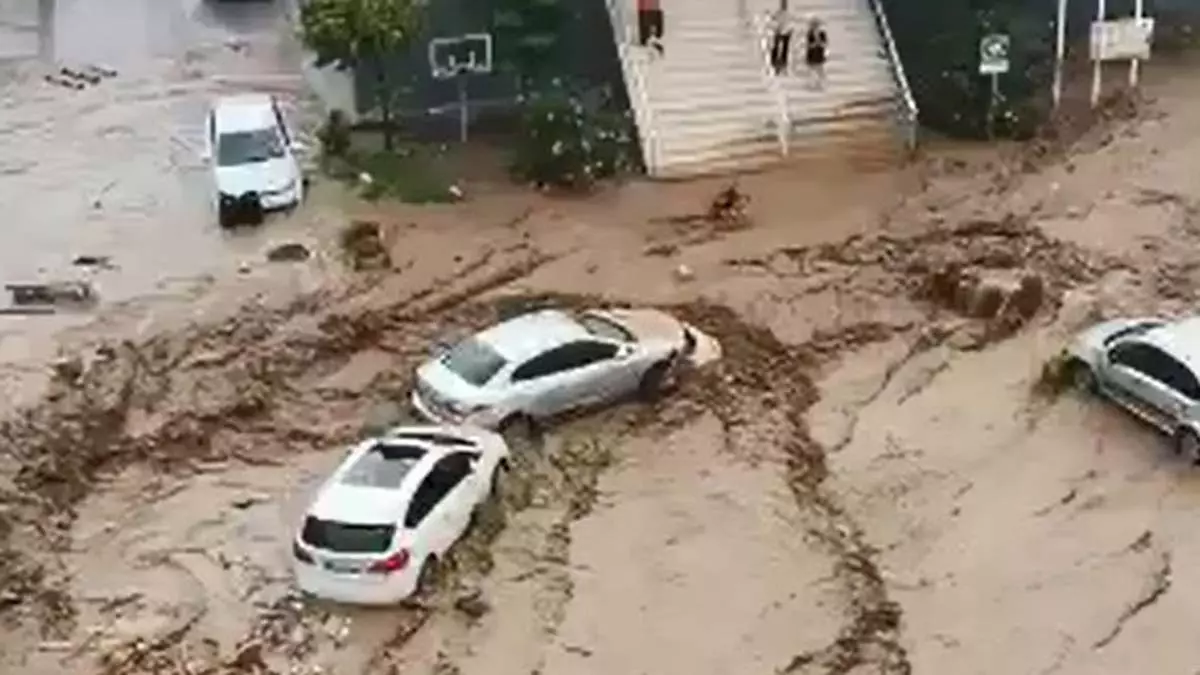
<box><xmin>298</xmin><ymin>0</ymin><xmax>424</xmax><ymax>149</ymax></box>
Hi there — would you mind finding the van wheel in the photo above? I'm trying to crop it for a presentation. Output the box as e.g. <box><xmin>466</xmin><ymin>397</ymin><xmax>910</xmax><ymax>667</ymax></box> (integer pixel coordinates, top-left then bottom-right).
<box><xmin>638</xmin><ymin>360</ymin><xmax>670</xmax><ymax>401</ymax></box>
<box><xmin>1175</xmin><ymin>428</ymin><xmax>1200</xmax><ymax>464</ymax></box>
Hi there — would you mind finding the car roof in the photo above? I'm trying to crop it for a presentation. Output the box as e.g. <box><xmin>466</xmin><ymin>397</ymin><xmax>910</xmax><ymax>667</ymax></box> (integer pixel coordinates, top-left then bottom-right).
<box><xmin>1141</xmin><ymin>316</ymin><xmax>1200</xmax><ymax>369</ymax></box>
<box><xmin>308</xmin><ymin>428</ymin><xmax>483</xmax><ymax>525</ymax></box>
<box><xmin>212</xmin><ymin>93</ymin><xmax>276</xmax><ymax>133</ymax></box>
<box><xmin>475</xmin><ymin>309</ymin><xmax>589</xmax><ymax>364</ymax></box>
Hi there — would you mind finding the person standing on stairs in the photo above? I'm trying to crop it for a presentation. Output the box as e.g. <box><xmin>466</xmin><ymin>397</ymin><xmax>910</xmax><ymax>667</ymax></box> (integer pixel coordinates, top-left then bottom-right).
<box><xmin>637</xmin><ymin>0</ymin><xmax>665</xmax><ymax>56</ymax></box>
<box><xmin>805</xmin><ymin>18</ymin><xmax>829</xmax><ymax>89</ymax></box>
<box><xmin>769</xmin><ymin>0</ymin><xmax>793</xmax><ymax>75</ymax></box>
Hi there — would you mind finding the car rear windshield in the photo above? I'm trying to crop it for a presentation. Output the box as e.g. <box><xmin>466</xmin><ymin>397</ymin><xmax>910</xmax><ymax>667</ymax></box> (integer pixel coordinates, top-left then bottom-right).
<box><xmin>578</xmin><ymin>314</ymin><xmax>636</xmax><ymax>343</ymax></box>
<box><xmin>442</xmin><ymin>338</ymin><xmax>506</xmax><ymax>386</ymax></box>
<box><xmin>217</xmin><ymin>128</ymin><xmax>285</xmax><ymax>167</ymax></box>
<box><xmin>300</xmin><ymin>516</ymin><xmax>395</xmax><ymax>554</ymax></box>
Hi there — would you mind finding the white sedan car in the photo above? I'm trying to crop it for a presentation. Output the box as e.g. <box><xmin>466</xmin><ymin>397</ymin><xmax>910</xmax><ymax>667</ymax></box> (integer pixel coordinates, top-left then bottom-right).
<box><xmin>411</xmin><ymin>307</ymin><xmax>721</xmax><ymax>433</ymax></box>
<box><xmin>292</xmin><ymin>425</ymin><xmax>508</xmax><ymax>605</ymax></box>
<box><xmin>204</xmin><ymin>93</ymin><xmax>305</xmax><ymax>228</ymax></box>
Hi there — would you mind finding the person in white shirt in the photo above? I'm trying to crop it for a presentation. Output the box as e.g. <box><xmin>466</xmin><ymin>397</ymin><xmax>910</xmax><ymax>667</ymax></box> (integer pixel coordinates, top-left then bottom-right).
<box><xmin>769</xmin><ymin>0</ymin><xmax>793</xmax><ymax>75</ymax></box>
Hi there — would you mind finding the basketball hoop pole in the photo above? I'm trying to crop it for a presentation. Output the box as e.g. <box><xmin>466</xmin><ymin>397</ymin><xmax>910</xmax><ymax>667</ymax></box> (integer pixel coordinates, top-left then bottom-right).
<box><xmin>457</xmin><ymin>71</ymin><xmax>469</xmax><ymax>143</ymax></box>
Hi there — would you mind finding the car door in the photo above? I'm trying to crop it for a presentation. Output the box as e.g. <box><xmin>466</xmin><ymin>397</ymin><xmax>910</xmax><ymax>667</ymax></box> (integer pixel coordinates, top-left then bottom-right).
<box><xmin>1138</xmin><ymin>349</ymin><xmax>1200</xmax><ymax>424</ymax></box>
<box><xmin>1105</xmin><ymin>342</ymin><xmax>1183</xmax><ymax>427</ymax></box>
<box><xmin>565</xmin><ymin>340</ymin><xmax>641</xmax><ymax>406</ymax></box>
<box><xmin>509</xmin><ymin>342</ymin><xmax>623</xmax><ymax>416</ymax></box>
<box><xmin>404</xmin><ymin>455</ymin><xmax>474</xmax><ymax>554</ymax></box>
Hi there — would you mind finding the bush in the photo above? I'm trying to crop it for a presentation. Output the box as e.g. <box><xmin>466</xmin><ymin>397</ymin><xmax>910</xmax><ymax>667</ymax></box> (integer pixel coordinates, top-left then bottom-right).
<box><xmin>509</xmin><ymin>82</ymin><xmax>638</xmax><ymax>190</ymax></box>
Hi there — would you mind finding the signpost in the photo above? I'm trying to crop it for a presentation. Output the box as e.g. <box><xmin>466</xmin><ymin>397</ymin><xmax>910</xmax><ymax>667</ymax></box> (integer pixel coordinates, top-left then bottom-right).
<box><xmin>1088</xmin><ymin>0</ymin><xmax>1154</xmax><ymax>107</ymax></box>
<box><xmin>428</xmin><ymin>33</ymin><xmax>493</xmax><ymax>143</ymax></box>
<box><xmin>979</xmin><ymin>33</ymin><xmax>1009</xmax><ymax>139</ymax></box>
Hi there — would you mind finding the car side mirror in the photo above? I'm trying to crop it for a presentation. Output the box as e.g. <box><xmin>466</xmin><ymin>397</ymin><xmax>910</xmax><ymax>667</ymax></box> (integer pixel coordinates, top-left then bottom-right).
<box><xmin>431</xmin><ymin>339</ymin><xmax>452</xmax><ymax>358</ymax></box>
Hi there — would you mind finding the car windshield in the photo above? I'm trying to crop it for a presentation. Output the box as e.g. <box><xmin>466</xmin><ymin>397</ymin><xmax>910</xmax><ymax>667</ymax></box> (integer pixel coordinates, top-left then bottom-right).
<box><xmin>216</xmin><ymin>127</ymin><xmax>285</xmax><ymax>167</ymax></box>
<box><xmin>578</xmin><ymin>313</ymin><xmax>636</xmax><ymax>343</ymax></box>
<box><xmin>300</xmin><ymin>516</ymin><xmax>394</xmax><ymax>554</ymax></box>
<box><xmin>441</xmin><ymin>338</ymin><xmax>507</xmax><ymax>386</ymax></box>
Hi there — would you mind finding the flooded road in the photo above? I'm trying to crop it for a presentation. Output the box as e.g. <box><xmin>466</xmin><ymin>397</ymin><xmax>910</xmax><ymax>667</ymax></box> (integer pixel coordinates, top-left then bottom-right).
<box><xmin>0</xmin><ymin>0</ymin><xmax>341</xmax><ymax>400</ymax></box>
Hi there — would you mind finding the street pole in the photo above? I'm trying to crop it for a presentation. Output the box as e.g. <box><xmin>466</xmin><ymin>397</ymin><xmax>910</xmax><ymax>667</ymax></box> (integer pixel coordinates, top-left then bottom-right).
<box><xmin>1130</xmin><ymin>0</ymin><xmax>1144</xmax><ymax>88</ymax></box>
<box><xmin>1091</xmin><ymin>0</ymin><xmax>1107</xmax><ymax>107</ymax></box>
<box><xmin>1053</xmin><ymin>0</ymin><xmax>1067</xmax><ymax>109</ymax></box>
<box><xmin>987</xmin><ymin>72</ymin><xmax>998</xmax><ymax>139</ymax></box>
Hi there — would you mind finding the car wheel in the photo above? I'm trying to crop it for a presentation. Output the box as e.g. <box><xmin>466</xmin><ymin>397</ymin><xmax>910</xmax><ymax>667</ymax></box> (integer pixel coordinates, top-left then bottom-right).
<box><xmin>416</xmin><ymin>555</ymin><xmax>442</xmax><ymax>596</ymax></box>
<box><xmin>499</xmin><ymin>414</ymin><xmax>541</xmax><ymax>452</ymax></box>
<box><xmin>638</xmin><ymin>360</ymin><xmax>671</xmax><ymax>401</ymax></box>
<box><xmin>1068</xmin><ymin>359</ymin><xmax>1097</xmax><ymax>394</ymax></box>
<box><xmin>217</xmin><ymin>205</ymin><xmax>236</xmax><ymax>230</ymax></box>
<box><xmin>1175</xmin><ymin>428</ymin><xmax>1200</xmax><ymax>464</ymax></box>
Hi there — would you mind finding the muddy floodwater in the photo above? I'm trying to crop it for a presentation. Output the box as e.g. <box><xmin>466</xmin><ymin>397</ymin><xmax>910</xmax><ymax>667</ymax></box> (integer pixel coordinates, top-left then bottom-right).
<box><xmin>5</xmin><ymin>8</ymin><xmax>1200</xmax><ymax>674</ymax></box>
<box><xmin>0</xmin><ymin>0</ymin><xmax>345</xmax><ymax>401</ymax></box>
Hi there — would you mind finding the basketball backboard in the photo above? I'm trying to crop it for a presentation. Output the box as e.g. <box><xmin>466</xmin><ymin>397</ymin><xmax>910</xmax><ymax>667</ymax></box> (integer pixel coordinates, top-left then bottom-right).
<box><xmin>428</xmin><ymin>33</ymin><xmax>493</xmax><ymax>80</ymax></box>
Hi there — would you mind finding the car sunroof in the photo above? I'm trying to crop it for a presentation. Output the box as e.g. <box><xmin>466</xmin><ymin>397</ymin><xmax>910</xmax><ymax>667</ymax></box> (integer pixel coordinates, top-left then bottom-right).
<box><xmin>340</xmin><ymin>442</ymin><xmax>426</xmax><ymax>489</ymax></box>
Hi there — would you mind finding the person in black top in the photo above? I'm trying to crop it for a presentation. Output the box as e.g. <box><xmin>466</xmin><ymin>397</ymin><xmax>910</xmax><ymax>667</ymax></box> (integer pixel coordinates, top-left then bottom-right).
<box><xmin>805</xmin><ymin>18</ymin><xmax>828</xmax><ymax>89</ymax></box>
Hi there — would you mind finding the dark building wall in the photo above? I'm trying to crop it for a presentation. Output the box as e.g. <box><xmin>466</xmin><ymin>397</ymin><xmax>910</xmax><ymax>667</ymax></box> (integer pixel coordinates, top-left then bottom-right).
<box><xmin>355</xmin><ymin>0</ymin><xmax>626</xmax><ymax>138</ymax></box>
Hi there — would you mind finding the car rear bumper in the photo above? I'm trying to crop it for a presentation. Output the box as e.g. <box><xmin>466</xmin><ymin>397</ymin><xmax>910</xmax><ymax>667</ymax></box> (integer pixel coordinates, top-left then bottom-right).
<box><xmin>293</xmin><ymin>560</ymin><xmax>418</xmax><ymax>605</ymax></box>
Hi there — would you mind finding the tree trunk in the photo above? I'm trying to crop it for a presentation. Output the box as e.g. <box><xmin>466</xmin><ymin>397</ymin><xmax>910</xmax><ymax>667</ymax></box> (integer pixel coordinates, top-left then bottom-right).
<box><xmin>375</xmin><ymin>67</ymin><xmax>394</xmax><ymax>151</ymax></box>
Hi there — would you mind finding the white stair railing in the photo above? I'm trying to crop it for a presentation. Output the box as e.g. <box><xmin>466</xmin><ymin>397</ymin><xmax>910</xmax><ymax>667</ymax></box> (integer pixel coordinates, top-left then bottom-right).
<box><xmin>865</xmin><ymin>0</ymin><xmax>918</xmax><ymax>152</ymax></box>
<box><xmin>603</xmin><ymin>0</ymin><xmax>662</xmax><ymax>174</ymax></box>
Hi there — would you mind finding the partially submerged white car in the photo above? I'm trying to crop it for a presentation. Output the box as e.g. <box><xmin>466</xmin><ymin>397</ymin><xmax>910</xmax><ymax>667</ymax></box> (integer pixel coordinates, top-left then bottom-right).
<box><xmin>292</xmin><ymin>425</ymin><xmax>508</xmax><ymax>605</ymax></box>
<box><xmin>204</xmin><ymin>93</ymin><xmax>305</xmax><ymax>228</ymax></box>
<box><xmin>411</xmin><ymin>307</ymin><xmax>721</xmax><ymax>432</ymax></box>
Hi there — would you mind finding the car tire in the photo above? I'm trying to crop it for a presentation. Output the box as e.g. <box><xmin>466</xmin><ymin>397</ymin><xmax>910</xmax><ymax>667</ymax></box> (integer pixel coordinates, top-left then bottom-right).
<box><xmin>217</xmin><ymin>205</ymin><xmax>236</xmax><ymax>230</ymax></box>
<box><xmin>1175</xmin><ymin>428</ymin><xmax>1200</xmax><ymax>464</ymax></box>
<box><xmin>638</xmin><ymin>360</ymin><xmax>671</xmax><ymax>401</ymax></box>
<box><xmin>499</xmin><ymin>414</ymin><xmax>541</xmax><ymax>452</ymax></box>
<box><xmin>416</xmin><ymin>555</ymin><xmax>441</xmax><ymax>596</ymax></box>
<box><xmin>1067</xmin><ymin>359</ymin><xmax>1097</xmax><ymax>394</ymax></box>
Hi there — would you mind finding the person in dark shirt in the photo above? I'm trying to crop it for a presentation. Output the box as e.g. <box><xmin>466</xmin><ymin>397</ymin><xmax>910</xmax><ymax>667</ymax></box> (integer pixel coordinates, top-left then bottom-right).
<box><xmin>805</xmin><ymin>18</ymin><xmax>828</xmax><ymax>89</ymax></box>
<box><xmin>769</xmin><ymin>0</ymin><xmax>793</xmax><ymax>75</ymax></box>
<box><xmin>637</xmin><ymin>0</ymin><xmax>665</xmax><ymax>55</ymax></box>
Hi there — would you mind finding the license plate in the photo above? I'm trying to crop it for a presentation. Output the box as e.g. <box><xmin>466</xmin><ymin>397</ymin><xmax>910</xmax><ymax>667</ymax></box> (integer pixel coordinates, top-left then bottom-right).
<box><xmin>323</xmin><ymin>559</ymin><xmax>363</xmax><ymax>574</ymax></box>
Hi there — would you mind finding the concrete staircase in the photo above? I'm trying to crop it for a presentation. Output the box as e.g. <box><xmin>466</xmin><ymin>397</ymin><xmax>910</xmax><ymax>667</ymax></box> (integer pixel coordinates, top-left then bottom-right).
<box><xmin>603</xmin><ymin>0</ymin><xmax>916</xmax><ymax>179</ymax></box>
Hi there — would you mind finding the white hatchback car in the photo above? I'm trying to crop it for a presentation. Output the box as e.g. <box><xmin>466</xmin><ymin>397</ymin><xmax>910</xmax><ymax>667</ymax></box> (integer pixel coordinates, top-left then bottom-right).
<box><xmin>411</xmin><ymin>307</ymin><xmax>721</xmax><ymax>432</ymax></box>
<box><xmin>204</xmin><ymin>93</ymin><xmax>304</xmax><ymax>228</ymax></box>
<box><xmin>292</xmin><ymin>425</ymin><xmax>509</xmax><ymax>605</ymax></box>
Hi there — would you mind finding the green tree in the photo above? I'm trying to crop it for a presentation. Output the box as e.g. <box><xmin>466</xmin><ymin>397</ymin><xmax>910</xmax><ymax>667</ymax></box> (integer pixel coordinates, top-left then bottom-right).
<box><xmin>298</xmin><ymin>0</ymin><xmax>424</xmax><ymax>150</ymax></box>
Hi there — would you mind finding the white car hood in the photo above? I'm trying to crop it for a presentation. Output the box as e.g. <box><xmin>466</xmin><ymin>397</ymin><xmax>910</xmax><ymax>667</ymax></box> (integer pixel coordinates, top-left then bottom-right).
<box><xmin>215</xmin><ymin>158</ymin><xmax>296</xmax><ymax>196</ymax></box>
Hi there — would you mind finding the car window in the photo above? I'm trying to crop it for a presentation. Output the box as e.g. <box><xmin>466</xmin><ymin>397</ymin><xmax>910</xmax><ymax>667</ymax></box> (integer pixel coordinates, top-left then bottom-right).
<box><xmin>1151</xmin><ymin>351</ymin><xmax>1200</xmax><ymax>399</ymax></box>
<box><xmin>216</xmin><ymin>127</ymin><xmax>286</xmax><ymax>167</ymax></box>
<box><xmin>512</xmin><ymin>345</ymin><xmax>572</xmax><ymax>382</ymax></box>
<box><xmin>300</xmin><ymin>516</ymin><xmax>394</xmax><ymax>553</ymax></box>
<box><xmin>339</xmin><ymin>442</ymin><xmax>426</xmax><ymax>489</ymax></box>
<box><xmin>403</xmin><ymin>452</ymin><xmax>474</xmax><ymax>528</ymax></box>
<box><xmin>1110</xmin><ymin>342</ymin><xmax>1154</xmax><ymax>374</ymax></box>
<box><xmin>578</xmin><ymin>314</ymin><xmax>635</xmax><ymax>342</ymax></box>
<box><xmin>511</xmin><ymin>341</ymin><xmax>618</xmax><ymax>382</ymax></box>
<box><xmin>442</xmin><ymin>338</ymin><xmax>507</xmax><ymax>386</ymax></box>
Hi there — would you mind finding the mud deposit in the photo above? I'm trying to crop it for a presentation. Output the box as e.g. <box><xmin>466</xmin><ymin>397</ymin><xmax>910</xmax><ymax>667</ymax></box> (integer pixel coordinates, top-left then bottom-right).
<box><xmin>0</xmin><ymin>190</ymin><xmax>1125</xmax><ymax>675</ymax></box>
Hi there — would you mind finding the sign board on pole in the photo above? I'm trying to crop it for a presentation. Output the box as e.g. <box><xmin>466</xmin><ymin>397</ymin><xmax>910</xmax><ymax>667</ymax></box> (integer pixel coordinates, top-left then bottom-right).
<box><xmin>979</xmin><ymin>34</ymin><xmax>1010</xmax><ymax>75</ymax></box>
<box><xmin>1089</xmin><ymin>18</ymin><xmax>1154</xmax><ymax>61</ymax></box>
